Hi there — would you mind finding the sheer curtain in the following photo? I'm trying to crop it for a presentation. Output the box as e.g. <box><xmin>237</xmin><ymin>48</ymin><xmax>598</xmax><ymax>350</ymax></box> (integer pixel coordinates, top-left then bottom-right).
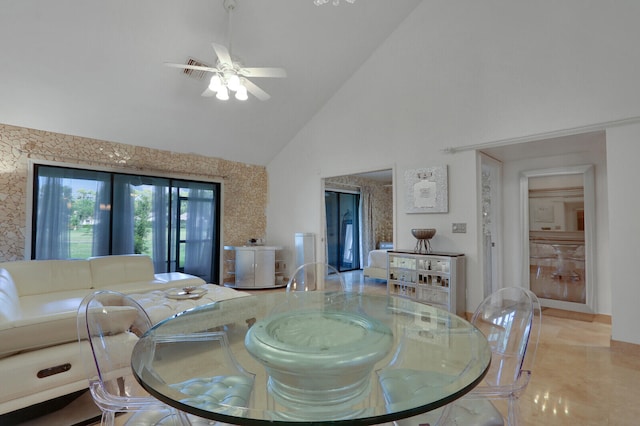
<box><xmin>92</xmin><ymin>179</ymin><xmax>111</xmax><ymax>256</ymax></box>
<box><xmin>360</xmin><ymin>186</ymin><xmax>375</xmax><ymax>267</ymax></box>
<box><xmin>184</xmin><ymin>186</ymin><xmax>214</xmax><ymax>282</ymax></box>
<box><xmin>35</xmin><ymin>169</ymin><xmax>70</xmax><ymax>259</ymax></box>
<box><xmin>111</xmin><ymin>177</ymin><xmax>135</xmax><ymax>254</ymax></box>
<box><xmin>152</xmin><ymin>185</ymin><xmax>169</xmax><ymax>273</ymax></box>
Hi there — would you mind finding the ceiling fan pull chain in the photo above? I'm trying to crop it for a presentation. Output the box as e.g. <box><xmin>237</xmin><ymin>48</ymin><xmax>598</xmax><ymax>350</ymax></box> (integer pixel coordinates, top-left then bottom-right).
<box><xmin>224</xmin><ymin>0</ymin><xmax>236</xmax><ymax>58</ymax></box>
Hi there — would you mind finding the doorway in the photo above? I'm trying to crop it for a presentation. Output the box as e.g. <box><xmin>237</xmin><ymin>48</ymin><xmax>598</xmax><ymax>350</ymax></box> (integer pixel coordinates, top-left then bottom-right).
<box><xmin>479</xmin><ymin>131</ymin><xmax>604</xmax><ymax>315</ymax></box>
<box><xmin>325</xmin><ymin>191</ymin><xmax>360</xmax><ymax>272</ymax></box>
<box><xmin>322</xmin><ymin>168</ymin><xmax>394</xmax><ymax>273</ymax></box>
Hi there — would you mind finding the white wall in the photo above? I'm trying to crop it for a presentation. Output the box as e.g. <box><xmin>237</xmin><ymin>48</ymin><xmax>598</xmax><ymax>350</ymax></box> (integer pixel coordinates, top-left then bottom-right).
<box><xmin>605</xmin><ymin>125</ymin><xmax>640</xmax><ymax>345</ymax></box>
<box><xmin>267</xmin><ymin>0</ymin><xmax>640</xmax><ymax>339</ymax></box>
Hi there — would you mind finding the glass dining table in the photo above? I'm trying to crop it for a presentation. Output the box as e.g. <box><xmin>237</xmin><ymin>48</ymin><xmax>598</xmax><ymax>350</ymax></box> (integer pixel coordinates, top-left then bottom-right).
<box><xmin>131</xmin><ymin>291</ymin><xmax>491</xmax><ymax>425</ymax></box>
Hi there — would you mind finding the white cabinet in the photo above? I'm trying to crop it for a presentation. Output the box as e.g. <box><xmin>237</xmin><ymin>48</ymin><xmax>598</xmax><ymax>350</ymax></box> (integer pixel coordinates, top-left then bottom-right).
<box><xmin>387</xmin><ymin>250</ymin><xmax>466</xmax><ymax>316</ymax></box>
<box><xmin>224</xmin><ymin>246</ymin><xmax>286</xmax><ymax>289</ymax></box>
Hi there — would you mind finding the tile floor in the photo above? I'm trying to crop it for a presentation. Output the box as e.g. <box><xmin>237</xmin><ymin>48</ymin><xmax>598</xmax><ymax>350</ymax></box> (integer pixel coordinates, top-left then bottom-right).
<box><xmin>8</xmin><ymin>271</ymin><xmax>640</xmax><ymax>425</ymax></box>
<box><xmin>340</xmin><ymin>271</ymin><xmax>640</xmax><ymax>425</ymax></box>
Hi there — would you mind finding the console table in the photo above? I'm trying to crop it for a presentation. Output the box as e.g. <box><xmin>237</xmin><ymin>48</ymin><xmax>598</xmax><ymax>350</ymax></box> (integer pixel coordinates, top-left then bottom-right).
<box><xmin>223</xmin><ymin>245</ymin><xmax>285</xmax><ymax>289</ymax></box>
<box><xmin>387</xmin><ymin>250</ymin><xmax>466</xmax><ymax>315</ymax></box>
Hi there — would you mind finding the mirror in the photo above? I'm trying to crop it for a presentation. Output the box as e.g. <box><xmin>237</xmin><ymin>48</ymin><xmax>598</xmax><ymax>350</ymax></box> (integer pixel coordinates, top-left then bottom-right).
<box><xmin>521</xmin><ymin>165</ymin><xmax>595</xmax><ymax>313</ymax></box>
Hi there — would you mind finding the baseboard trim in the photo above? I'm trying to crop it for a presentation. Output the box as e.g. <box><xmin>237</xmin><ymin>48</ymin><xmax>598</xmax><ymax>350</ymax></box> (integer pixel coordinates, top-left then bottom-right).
<box><xmin>466</xmin><ymin>307</ymin><xmax>611</xmax><ymax>324</ymax></box>
<box><xmin>611</xmin><ymin>339</ymin><xmax>640</xmax><ymax>356</ymax></box>
<box><xmin>593</xmin><ymin>313</ymin><xmax>612</xmax><ymax>324</ymax></box>
<box><xmin>541</xmin><ymin>307</ymin><xmax>611</xmax><ymax>324</ymax></box>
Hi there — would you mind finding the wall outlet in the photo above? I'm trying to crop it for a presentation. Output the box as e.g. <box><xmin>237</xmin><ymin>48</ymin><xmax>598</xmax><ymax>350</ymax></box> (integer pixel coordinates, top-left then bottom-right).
<box><xmin>452</xmin><ymin>223</ymin><xmax>467</xmax><ymax>233</ymax></box>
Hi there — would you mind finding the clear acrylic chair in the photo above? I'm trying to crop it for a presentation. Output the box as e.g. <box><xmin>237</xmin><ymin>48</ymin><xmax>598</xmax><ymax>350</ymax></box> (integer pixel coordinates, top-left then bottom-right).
<box><xmin>286</xmin><ymin>262</ymin><xmax>346</xmax><ymax>292</ymax></box>
<box><xmin>381</xmin><ymin>287</ymin><xmax>541</xmax><ymax>426</ymax></box>
<box><xmin>444</xmin><ymin>286</ymin><xmax>542</xmax><ymax>426</ymax></box>
<box><xmin>77</xmin><ymin>290</ymin><xmax>189</xmax><ymax>426</ymax></box>
<box><xmin>133</xmin><ymin>331</ymin><xmax>255</xmax><ymax>422</ymax></box>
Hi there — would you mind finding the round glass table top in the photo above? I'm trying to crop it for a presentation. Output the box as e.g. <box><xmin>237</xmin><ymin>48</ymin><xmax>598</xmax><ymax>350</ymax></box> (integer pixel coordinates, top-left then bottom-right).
<box><xmin>131</xmin><ymin>291</ymin><xmax>491</xmax><ymax>425</ymax></box>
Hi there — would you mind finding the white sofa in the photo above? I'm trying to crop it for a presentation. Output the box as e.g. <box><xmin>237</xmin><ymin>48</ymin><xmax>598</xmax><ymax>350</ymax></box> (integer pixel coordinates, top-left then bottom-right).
<box><xmin>0</xmin><ymin>254</ymin><xmax>249</xmax><ymax>415</ymax></box>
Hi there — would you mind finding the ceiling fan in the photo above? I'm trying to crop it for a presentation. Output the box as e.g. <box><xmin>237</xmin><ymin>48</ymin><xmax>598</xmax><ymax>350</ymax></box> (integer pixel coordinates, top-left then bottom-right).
<box><xmin>164</xmin><ymin>0</ymin><xmax>286</xmax><ymax>101</ymax></box>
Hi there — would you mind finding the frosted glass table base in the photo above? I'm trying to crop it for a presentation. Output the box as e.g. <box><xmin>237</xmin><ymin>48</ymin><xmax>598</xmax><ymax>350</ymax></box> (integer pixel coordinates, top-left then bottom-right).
<box><xmin>245</xmin><ymin>310</ymin><xmax>393</xmax><ymax>417</ymax></box>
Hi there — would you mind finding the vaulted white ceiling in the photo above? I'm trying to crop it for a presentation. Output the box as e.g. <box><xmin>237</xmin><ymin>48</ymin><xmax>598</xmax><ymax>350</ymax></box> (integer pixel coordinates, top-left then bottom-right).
<box><xmin>0</xmin><ymin>0</ymin><xmax>421</xmax><ymax>166</ymax></box>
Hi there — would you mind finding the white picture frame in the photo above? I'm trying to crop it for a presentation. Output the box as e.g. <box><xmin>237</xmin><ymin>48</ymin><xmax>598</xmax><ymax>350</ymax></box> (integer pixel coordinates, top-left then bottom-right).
<box><xmin>404</xmin><ymin>166</ymin><xmax>448</xmax><ymax>213</ymax></box>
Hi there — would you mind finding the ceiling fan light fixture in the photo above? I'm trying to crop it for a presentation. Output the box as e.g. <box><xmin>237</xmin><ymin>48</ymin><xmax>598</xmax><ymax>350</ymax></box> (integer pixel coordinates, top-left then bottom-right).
<box><xmin>208</xmin><ymin>74</ymin><xmax>223</xmax><ymax>92</ymax></box>
<box><xmin>227</xmin><ymin>73</ymin><xmax>241</xmax><ymax>92</ymax></box>
<box><xmin>165</xmin><ymin>0</ymin><xmax>286</xmax><ymax>102</ymax></box>
<box><xmin>216</xmin><ymin>86</ymin><xmax>230</xmax><ymax>100</ymax></box>
<box><xmin>235</xmin><ymin>84</ymin><xmax>248</xmax><ymax>101</ymax></box>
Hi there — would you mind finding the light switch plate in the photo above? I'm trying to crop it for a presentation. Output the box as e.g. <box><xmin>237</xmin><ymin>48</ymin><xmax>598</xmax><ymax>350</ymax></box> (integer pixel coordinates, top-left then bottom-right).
<box><xmin>452</xmin><ymin>223</ymin><xmax>467</xmax><ymax>233</ymax></box>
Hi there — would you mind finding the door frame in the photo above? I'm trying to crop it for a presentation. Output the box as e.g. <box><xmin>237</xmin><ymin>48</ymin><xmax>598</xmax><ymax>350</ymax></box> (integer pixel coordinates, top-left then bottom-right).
<box><xmin>520</xmin><ymin>164</ymin><xmax>596</xmax><ymax>313</ymax></box>
<box><xmin>478</xmin><ymin>153</ymin><xmax>503</xmax><ymax>297</ymax></box>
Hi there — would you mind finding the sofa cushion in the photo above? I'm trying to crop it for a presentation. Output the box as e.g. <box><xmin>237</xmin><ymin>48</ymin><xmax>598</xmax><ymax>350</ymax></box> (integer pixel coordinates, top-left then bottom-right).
<box><xmin>99</xmin><ymin>280</ymin><xmax>182</xmax><ymax>293</ymax></box>
<box><xmin>89</xmin><ymin>255</ymin><xmax>155</xmax><ymax>287</ymax></box>
<box><xmin>0</xmin><ymin>290</ymin><xmax>91</xmax><ymax>358</ymax></box>
<box><xmin>18</xmin><ymin>290</ymin><xmax>90</xmax><ymax>319</ymax></box>
<box><xmin>0</xmin><ymin>291</ymin><xmax>139</xmax><ymax>358</ymax></box>
<box><xmin>1</xmin><ymin>260</ymin><xmax>92</xmax><ymax>296</ymax></box>
<box><xmin>0</xmin><ymin>311</ymin><xmax>79</xmax><ymax>358</ymax></box>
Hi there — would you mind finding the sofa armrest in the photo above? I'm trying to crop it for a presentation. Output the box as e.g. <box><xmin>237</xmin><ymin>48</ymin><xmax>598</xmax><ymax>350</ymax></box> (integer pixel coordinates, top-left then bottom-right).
<box><xmin>0</xmin><ymin>269</ymin><xmax>21</xmax><ymax>323</ymax></box>
<box><xmin>155</xmin><ymin>272</ymin><xmax>206</xmax><ymax>286</ymax></box>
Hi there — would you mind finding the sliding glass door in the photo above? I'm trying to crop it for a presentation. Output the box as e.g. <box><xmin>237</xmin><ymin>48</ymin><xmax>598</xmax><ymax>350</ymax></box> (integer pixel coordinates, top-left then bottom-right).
<box><xmin>32</xmin><ymin>165</ymin><xmax>220</xmax><ymax>283</ymax></box>
<box><xmin>325</xmin><ymin>191</ymin><xmax>360</xmax><ymax>272</ymax></box>
<box><xmin>173</xmin><ymin>180</ymin><xmax>220</xmax><ymax>282</ymax></box>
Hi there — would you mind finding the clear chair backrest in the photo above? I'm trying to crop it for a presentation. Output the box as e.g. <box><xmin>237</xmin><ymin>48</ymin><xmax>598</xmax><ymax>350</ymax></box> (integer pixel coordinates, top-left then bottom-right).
<box><xmin>135</xmin><ymin>331</ymin><xmax>256</xmax><ymax>413</ymax></box>
<box><xmin>286</xmin><ymin>262</ymin><xmax>346</xmax><ymax>292</ymax></box>
<box><xmin>521</xmin><ymin>289</ymin><xmax>542</xmax><ymax>378</ymax></box>
<box><xmin>77</xmin><ymin>290</ymin><xmax>152</xmax><ymax>400</ymax></box>
<box><xmin>471</xmin><ymin>287</ymin><xmax>538</xmax><ymax>388</ymax></box>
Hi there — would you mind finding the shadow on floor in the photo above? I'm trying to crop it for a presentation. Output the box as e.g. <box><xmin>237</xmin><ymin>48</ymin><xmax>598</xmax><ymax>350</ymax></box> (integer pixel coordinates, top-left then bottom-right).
<box><xmin>2</xmin><ymin>390</ymin><xmax>101</xmax><ymax>426</ymax></box>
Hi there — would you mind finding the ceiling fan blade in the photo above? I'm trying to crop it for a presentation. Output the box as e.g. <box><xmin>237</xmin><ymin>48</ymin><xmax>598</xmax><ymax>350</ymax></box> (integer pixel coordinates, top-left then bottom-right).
<box><xmin>239</xmin><ymin>67</ymin><xmax>287</xmax><ymax>78</ymax></box>
<box><xmin>212</xmin><ymin>42</ymin><xmax>232</xmax><ymax>65</ymax></box>
<box><xmin>243</xmin><ymin>79</ymin><xmax>271</xmax><ymax>101</ymax></box>
<box><xmin>201</xmin><ymin>88</ymin><xmax>216</xmax><ymax>97</ymax></box>
<box><xmin>164</xmin><ymin>62</ymin><xmax>219</xmax><ymax>73</ymax></box>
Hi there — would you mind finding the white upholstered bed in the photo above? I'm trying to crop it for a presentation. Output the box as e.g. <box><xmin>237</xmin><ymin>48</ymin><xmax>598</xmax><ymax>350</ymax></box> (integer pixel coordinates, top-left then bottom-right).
<box><xmin>363</xmin><ymin>242</ymin><xmax>393</xmax><ymax>280</ymax></box>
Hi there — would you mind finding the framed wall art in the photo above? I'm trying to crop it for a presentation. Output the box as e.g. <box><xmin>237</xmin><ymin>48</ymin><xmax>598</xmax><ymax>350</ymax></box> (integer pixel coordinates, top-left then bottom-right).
<box><xmin>404</xmin><ymin>165</ymin><xmax>448</xmax><ymax>213</ymax></box>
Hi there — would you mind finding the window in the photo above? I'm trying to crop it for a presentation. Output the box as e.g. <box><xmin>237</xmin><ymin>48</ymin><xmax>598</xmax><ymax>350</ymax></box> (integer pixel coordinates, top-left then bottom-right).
<box><xmin>31</xmin><ymin>164</ymin><xmax>221</xmax><ymax>283</ymax></box>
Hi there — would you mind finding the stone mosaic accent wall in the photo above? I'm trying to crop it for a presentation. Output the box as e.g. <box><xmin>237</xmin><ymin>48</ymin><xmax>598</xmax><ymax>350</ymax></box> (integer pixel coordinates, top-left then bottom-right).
<box><xmin>0</xmin><ymin>123</ymin><xmax>267</xmax><ymax>262</ymax></box>
<box><xmin>375</xmin><ymin>185</ymin><xmax>394</xmax><ymax>243</ymax></box>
